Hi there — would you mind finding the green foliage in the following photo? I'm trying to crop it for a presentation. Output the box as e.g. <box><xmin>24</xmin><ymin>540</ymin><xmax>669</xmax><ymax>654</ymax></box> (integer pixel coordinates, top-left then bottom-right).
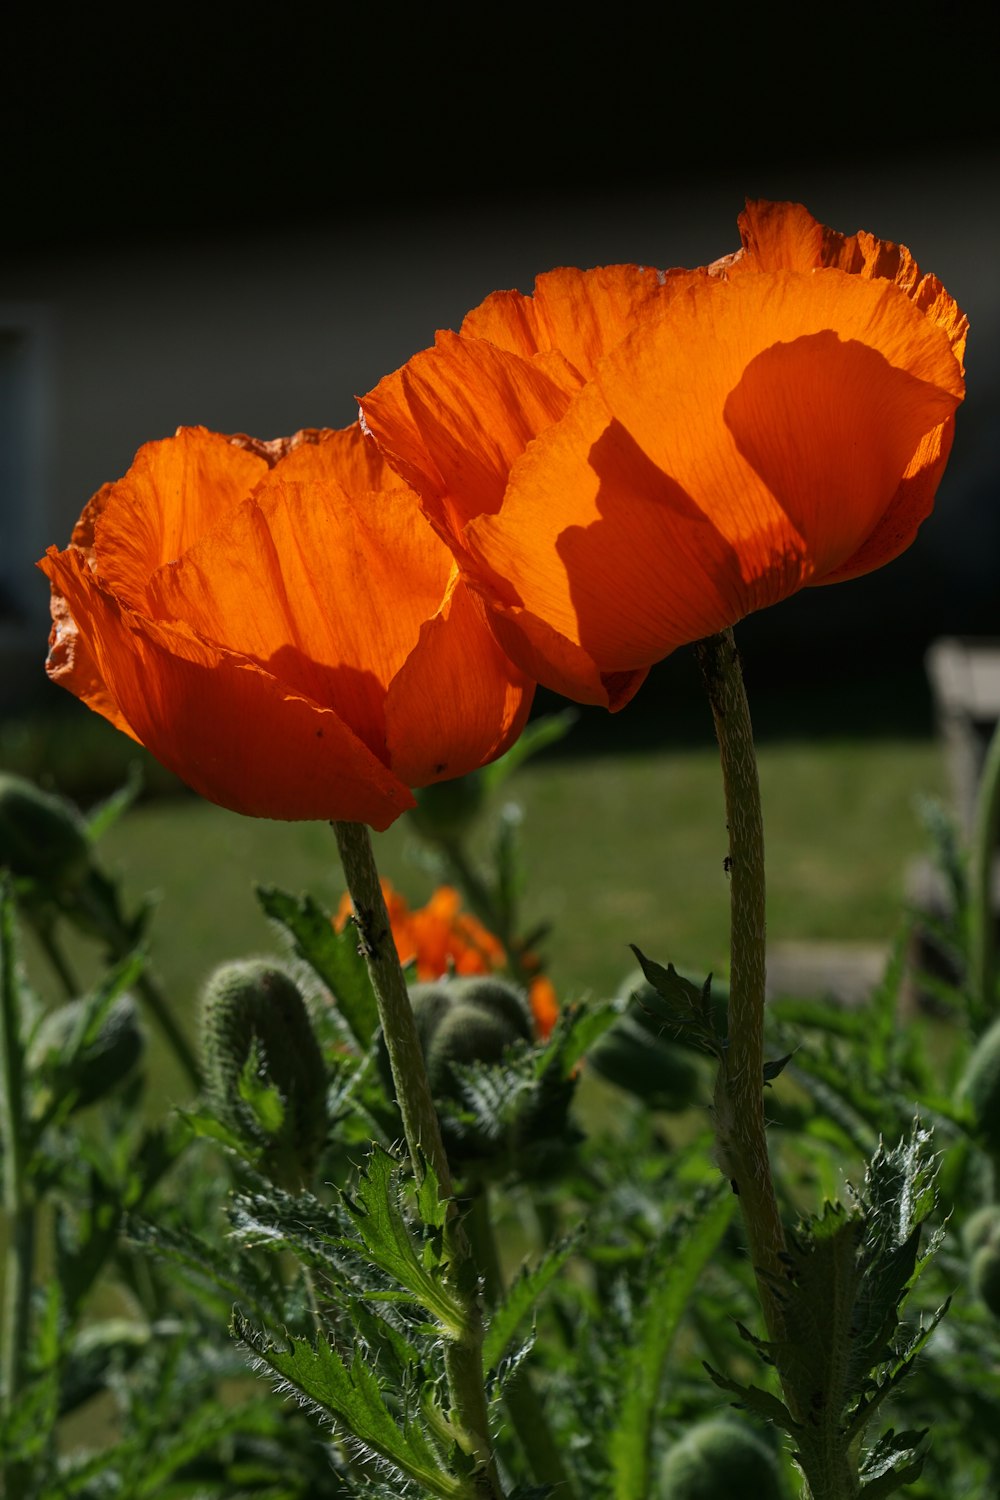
<box><xmin>257</xmin><ymin>885</ymin><xmax>380</xmax><ymax>1049</ymax></box>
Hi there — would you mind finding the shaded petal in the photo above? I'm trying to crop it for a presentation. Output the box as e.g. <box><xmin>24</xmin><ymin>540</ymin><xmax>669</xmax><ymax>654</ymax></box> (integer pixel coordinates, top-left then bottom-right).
<box><xmin>94</xmin><ymin>428</ymin><xmax>268</xmax><ymax>610</ymax></box>
<box><xmin>42</xmin><ymin>545</ymin><xmax>412</xmax><ymax>827</ymax></box>
<box><xmin>815</xmin><ymin>417</ymin><xmax>955</xmax><ymax>586</ymax></box>
<box><xmin>360</xmin><ymin>331</ymin><xmax>572</xmax><ymax>546</ymax></box>
<box><xmin>481</xmin><ymin>591</ymin><xmax>648</xmax><ymax>709</ymax></box>
<box><xmin>385</xmin><ymin>574</ymin><xmax>535</xmax><ymax>783</ymax></box>
<box><xmin>145</xmin><ymin>479</ymin><xmax>454</xmax><ymax>764</ymax></box>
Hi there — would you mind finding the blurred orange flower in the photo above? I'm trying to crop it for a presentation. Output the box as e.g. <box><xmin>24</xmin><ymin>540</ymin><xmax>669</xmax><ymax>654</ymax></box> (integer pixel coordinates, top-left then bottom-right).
<box><xmin>336</xmin><ymin>880</ymin><xmax>558</xmax><ymax>1038</ymax></box>
<box><xmin>360</xmin><ymin>200</ymin><xmax>967</xmax><ymax>710</ymax></box>
<box><xmin>40</xmin><ymin>426</ymin><xmax>534</xmax><ymax>828</ymax></box>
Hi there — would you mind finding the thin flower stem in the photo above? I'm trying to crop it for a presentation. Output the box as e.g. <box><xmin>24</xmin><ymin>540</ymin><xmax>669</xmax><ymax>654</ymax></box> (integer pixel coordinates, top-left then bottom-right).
<box><xmin>466</xmin><ymin>1188</ymin><xmax>576</xmax><ymax>1496</ymax></box>
<box><xmin>0</xmin><ymin>881</ymin><xmax>32</xmax><ymax>1422</ymax></box>
<box><xmin>30</xmin><ymin>916</ymin><xmax>80</xmax><ymax>997</ymax></box>
<box><xmin>694</xmin><ymin>632</ymin><xmax>787</xmax><ymax>1337</ymax></box>
<box><xmin>970</xmin><ymin>715</ymin><xmax>1000</xmax><ymax>1016</ymax></box>
<box><xmin>332</xmin><ymin>819</ymin><xmax>505</xmax><ymax>1499</ymax></box>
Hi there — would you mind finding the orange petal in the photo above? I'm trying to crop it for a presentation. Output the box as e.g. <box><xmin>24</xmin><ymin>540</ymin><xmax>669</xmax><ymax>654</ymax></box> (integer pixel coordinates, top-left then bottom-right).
<box><xmin>145</xmin><ymin>478</ymin><xmax>454</xmax><ymax>764</ymax></box>
<box><xmin>266</xmin><ymin>421</ymin><xmax>397</xmax><ymax>491</ymax></box>
<box><xmin>41</xmin><ymin>546</ymin><xmax>413</xmax><ymax>827</ymax></box>
<box><xmin>43</xmin><ymin>583</ymin><xmax>139</xmax><ymax>740</ymax></box>
<box><xmin>93</xmin><ymin>428</ymin><xmax>268</xmax><ymax>610</ymax></box>
<box><xmin>721</xmin><ymin>200</ymin><xmax>968</xmax><ymax>370</ymax></box>
<box><xmin>815</xmin><ymin>417</ymin><xmax>955</xmax><ymax>586</ymax></box>
<box><xmin>385</xmin><ymin>573</ymin><xmax>535</xmax><ymax>784</ymax></box>
<box><xmin>360</xmin><ymin>330</ymin><xmax>573</xmax><ymax>547</ymax></box>
<box><xmin>460</xmin><ymin>264</ymin><xmax>681</xmax><ymax>382</ymax></box>
<box><xmin>468</xmin><ymin>268</ymin><xmax>962</xmax><ymax>673</ymax></box>
<box><xmin>480</xmin><ymin>594</ymin><xmax>648</xmax><ymax>709</ymax></box>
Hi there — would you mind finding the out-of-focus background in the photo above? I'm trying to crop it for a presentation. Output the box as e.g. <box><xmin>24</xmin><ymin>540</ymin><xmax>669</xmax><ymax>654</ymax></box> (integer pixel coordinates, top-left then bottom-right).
<box><xmin>2</xmin><ymin>5</ymin><xmax>997</xmax><ymax>1075</ymax></box>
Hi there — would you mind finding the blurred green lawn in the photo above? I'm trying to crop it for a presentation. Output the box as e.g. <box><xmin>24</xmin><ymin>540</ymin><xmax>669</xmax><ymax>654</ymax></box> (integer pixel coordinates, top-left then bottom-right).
<box><xmin>14</xmin><ymin>732</ymin><xmax>945</xmax><ymax>1099</ymax></box>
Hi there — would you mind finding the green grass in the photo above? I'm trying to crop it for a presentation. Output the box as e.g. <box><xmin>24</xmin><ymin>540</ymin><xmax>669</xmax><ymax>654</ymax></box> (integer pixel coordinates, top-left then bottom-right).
<box><xmin>14</xmin><ymin>734</ymin><xmax>946</xmax><ymax>1100</ymax></box>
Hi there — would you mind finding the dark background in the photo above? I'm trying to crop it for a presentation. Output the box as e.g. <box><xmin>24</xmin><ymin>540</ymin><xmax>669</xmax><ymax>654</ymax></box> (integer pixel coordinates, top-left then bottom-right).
<box><xmin>4</xmin><ymin>4</ymin><xmax>997</xmax><ymax>743</ymax></box>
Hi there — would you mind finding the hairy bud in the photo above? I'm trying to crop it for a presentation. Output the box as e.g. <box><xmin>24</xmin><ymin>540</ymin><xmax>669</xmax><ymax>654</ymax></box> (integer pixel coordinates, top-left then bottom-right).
<box><xmin>200</xmin><ymin>960</ymin><xmax>328</xmax><ymax>1188</ymax></box>
<box><xmin>658</xmin><ymin>1419</ymin><xmax>785</xmax><ymax>1500</ymax></box>
<box><xmin>0</xmin><ymin>772</ymin><xmax>92</xmax><ymax>894</ymax></box>
<box><xmin>27</xmin><ymin>994</ymin><xmax>144</xmax><ymax>1110</ymax></box>
<box><xmin>957</xmin><ymin>1016</ymin><xmax>1000</xmax><ymax>1152</ymax></box>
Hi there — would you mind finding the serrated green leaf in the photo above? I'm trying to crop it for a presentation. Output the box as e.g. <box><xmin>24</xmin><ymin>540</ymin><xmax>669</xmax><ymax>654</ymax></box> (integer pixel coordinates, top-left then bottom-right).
<box><xmin>859</xmin><ymin>1426</ymin><xmax>929</xmax><ymax>1498</ymax></box>
<box><xmin>628</xmin><ymin>947</ymin><xmax>723</xmax><ymax>1058</ymax></box>
<box><xmin>704</xmin><ymin>1363</ymin><xmax>797</xmax><ymax>1432</ymax></box>
<box><xmin>339</xmin><ymin>1146</ymin><xmax>464</xmax><ymax>1337</ymax></box>
<box><xmin>233</xmin><ymin>1313</ymin><xmax>473</xmax><ymax>1498</ymax></box>
<box><xmin>257</xmin><ymin>886</ymin><xmax>378</xmax><ymax>1048</ymax></box>
<box><xmin>482</xmin><ymin>1232</ymin><xmax>580</xmax><ymax>1374</ymax></box>
<box><xmin>608</xmin><ymin>1188</ymin><xmax>736</xmax><ymax>1500</ymax></box>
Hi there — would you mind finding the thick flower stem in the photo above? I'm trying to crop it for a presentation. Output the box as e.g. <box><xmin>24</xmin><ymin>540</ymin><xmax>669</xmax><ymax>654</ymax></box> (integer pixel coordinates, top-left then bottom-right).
<box><xmin>694</xmin><ymin>633</ymin><xmax>787</xmax><ymax>1337</ymax></box>
<box><xmin>970</xmin><ymin>715</ymin><xmax>1000</xmax><ymax>1017</ymax></box>
<box><xmin>332</xmin><ymin>819</ymin><xmax>504</xmax><ymax>1500</ymax></box>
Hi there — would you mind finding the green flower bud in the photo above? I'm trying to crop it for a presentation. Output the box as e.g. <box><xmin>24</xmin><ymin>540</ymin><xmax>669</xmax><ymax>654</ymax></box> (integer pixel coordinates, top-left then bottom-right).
<box><xmin>200</xmin><ymin>960</ymin><xmax>328</xmax><ymax>1188</ymax></box>
<box><xmin>0</xmin><ymin>772</ymin><xmax>93</xmax><ymax>894</ymax></box>
<box><xmin>961</xmin><ymin>1204</ymin><xmax>1000</xmax><ymax>1257</ymax></box>
<box><xmin>972</xmin><ymin>1242</ymin><xmax>1000</xmax><ymax>1318</ymax></box>
<box><xmin>27</xmin><ymin>993</ymin><xmax>145</xmax><ymax>1110</ymax></box>
<box><xmin>658</xmin><ymin>1419</ymin><xmax>785</xmax><ymax>1500</ymax></box>
<box><xmin>957</xmin><ymin>1016</ymin><xmax>1000</xmax><ymax>1151</ymax></box>
<box><xmin>408</xmin><ymin>772</ymin><xmax>487</xmax><ymax>842</ymax></box>
<box><xmin>588</xmin><ymin>1015</ymin><xmax>701</xmax><ymax>1112</ymax></box>
<box><xmin>426</xmin><ymin>994</ymin><xmax>532</xmax><ymax>1098</ymax></box>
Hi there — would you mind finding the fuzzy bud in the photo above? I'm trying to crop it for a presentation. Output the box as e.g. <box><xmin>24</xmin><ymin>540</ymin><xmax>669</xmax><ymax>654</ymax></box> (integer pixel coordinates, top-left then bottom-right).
<box><xmin>27</xmin><ymin>994</ymin><xmax>145</xmax><ymax>1110</ymax></box>
<box><xmin>0</xmin><ymin>773</ymin><xmax>93</xmax><ymax>895</ymax></box>
<box><xmin>658</xmin><ymin>1419</ymin><xmax>785</xmax><ymax>1500</ymax></box>
<box><xmin>200</xmin><ymin>960</ymin><xmax>328</xmax><ymax>1187</ymax></box>
<box><xmin>957</xmin><ymin>1017</ymin><xmax>1000</xmax><ymax>1152</ymax></box>
<box><xmin>588</xmin><ymin>1015</ymin><xmax>701</xmax><ymax>1112</ymax></box>
<box><xmin>961</xmin><ymin>1204</ymin><xmax>1000</xmax><ymax>1257</ymax></box>
<box><xmin>972</xmin><ymin>1241</ymin><xmax>1000</xmax><ymax>1318</ymax></box>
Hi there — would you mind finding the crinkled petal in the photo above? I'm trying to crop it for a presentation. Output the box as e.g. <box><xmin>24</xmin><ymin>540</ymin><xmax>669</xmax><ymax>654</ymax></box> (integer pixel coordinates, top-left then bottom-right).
<box><xmin>44</xmin><ymin>583</ymin><xmax>138</xmax><ymax>739</ymax></box>
<box><xmin>41</xmin><ymin>546</ymin><xmax>413</xmax><ymax>827</ymax></box>
<box><xmin>145</xmin><ymin>479</ymin><xmax>453</xmax><ymax>763</ymax></box>
<box><xmin>360</xmin><ymin>330</ymin><xmax>572</xmax><ymax>547</ymax></box>
<box><xmin>93</xmin><ymin>428</ymin><xmax>268</xmax><ymax>610</ymax></box>
<box><xmin>460</xmin><ymin>264</ymin><xmax>687</xmax><ymax>382</ymax></box>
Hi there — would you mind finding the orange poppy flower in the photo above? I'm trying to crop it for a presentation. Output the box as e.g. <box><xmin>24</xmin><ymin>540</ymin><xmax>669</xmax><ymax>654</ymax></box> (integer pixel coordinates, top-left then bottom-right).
<box><xmin>40</xmin><ymin>426</ymin><xmax>534</xmax><ymax>828</ymax></box>
<box><xmin>335</xmin><ymin>879</ymin><xmax>558</xmax><ymax>1038</ymax></box>
<box><xmin>360</xmin><ymin>200</ymin><xmax>967</xmax><ymax>710</ymax></box>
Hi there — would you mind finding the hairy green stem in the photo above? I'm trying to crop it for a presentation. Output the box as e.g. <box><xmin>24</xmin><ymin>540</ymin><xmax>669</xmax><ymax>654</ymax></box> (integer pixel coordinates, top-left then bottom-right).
<box><xmin>696</xmin><ymin>631</ymin><xmax>864</xmax><ymax>1500</ymax></box>
<box><xmin>695</xmin><ymin>630</ymin><xmax>786</xmax><ymax>1324</ymax></box>
<box><xmin>970</xmin><ymin>715</ymin><xmax>1000</xmax><ymax>1016</ymax></box>
<box><xmin>31</xmin><ymin>916</ymin><xmax>79</xmax><ymax>997</ymax></box>
<box><xmin>0</xmin><ymin>881</ymin><xmax>32</xmax><ymax>1422</ymax></box>
<box><xmin>332</xmin><ymin>819</ymin><xmax>504</xmax><ymax>1499</ymax></box>
<box><xmin>466</xmin><ymin>1189</ymin><xmax>576</xmax><ymax>1495</ymax></box>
